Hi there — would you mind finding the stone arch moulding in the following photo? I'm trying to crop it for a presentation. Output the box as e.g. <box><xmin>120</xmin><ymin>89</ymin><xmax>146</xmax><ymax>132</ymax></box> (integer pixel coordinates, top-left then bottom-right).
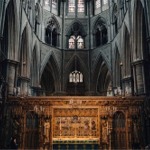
<box><xmin>92</xmin><ymin>51</ymin><xmax>111</xmax><ymax>73</ymax></box>
<box><xmin>31</xmin><ymin>43</ymin><xmax>40</xmax><ymax>87</ymax></box>
<box><xmin>40</xmin><ymin>52</ymin><xmax>61</xmax><ymax>93</ymax></box>
<box><xmin>46</xmin><ymin>15</ymin><xmax>61</xmax><ymax>33</ymax></box>
<box><xmin>92</xmin><ymin>16</ymin><xmax>108</xmax><ymax>33</ymax></box>
<box><xmin>66</xmin><ymin>19</ymin><xmax>87</xmax><ymax>37</ymax></box>
<box><xmin>40</xmin><ymin>51</ymin><xmax>60</xmax><ymax>80</ymax></box>
<box><xmin>64</xmin><ymin>54</ymin><xmax>89</xmax><ymax>91</ymax></box>
<box><xmin>92</xmin><ymin>53</ymin><xmax>111</xmax><ymax>93</ymax></box>
<box><xmin>4</xmin><ymin>0</ymin><xmax>19</xmax><ymax>60</ymax></box>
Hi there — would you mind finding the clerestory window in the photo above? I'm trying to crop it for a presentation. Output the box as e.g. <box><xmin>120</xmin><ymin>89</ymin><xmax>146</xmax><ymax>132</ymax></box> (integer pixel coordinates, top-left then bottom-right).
<box><xmin>68</xmin><ymin>0</ymin><xmax>84</xmax><ymax>13</ymax></box>
<box><xmin>95</xmin><ymin>0</ymin><xmax>108</xmax><ymax>14</ymax></box>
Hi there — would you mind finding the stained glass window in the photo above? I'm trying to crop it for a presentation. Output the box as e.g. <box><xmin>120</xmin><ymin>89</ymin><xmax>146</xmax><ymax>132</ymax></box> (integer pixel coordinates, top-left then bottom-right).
<box><xmin>69</xmin><ymin>0</ymin><xmax>75</xmax><ymax>12</ymax></box>
<box><xmin>69</xmin><ymin>35</ymin><xmax>84</xmax><ymax>49</ymax></box>
<box><xmin>69</xmin><ymin>71</ymin><xmax>83</xmax><ymax>83</ymax></box>
<box><xmin>69</xmin><ymin>36</ymin><xmax>75</xmax><ymax>49</ymax></box>
<box><xmin>44</xmin><ymin>0</ymin><xmax>49</xmax><ymax>6</ymax></box>
<box><xmin>78</xmin><ymin>0</ymin><xmax>84</xmax><ymax>12</ymax></box>
<box><xmin>52</xmin><ymin>0</ymin><xmax>57</xmax><ymax>8</ymax></box>
<box><xmin>77</xmin><ymin>36</ymin><xmax>84</xmax><ymax>49</ymax></box>
<box><xmin>96</xmin><ymin>0</ymin><xmax>101</xmax><ymax>8</ymax></box>
<box><xmin>103</xmin><ymin>0</ymin><xmax>108</xmax><ymax>5</ymax></box>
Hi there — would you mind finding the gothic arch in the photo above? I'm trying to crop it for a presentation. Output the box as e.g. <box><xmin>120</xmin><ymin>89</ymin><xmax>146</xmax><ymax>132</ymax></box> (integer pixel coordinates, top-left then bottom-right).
<box><xmin>45</xmin><ymin>16</ymin><xmax>60</xmax><ymax>46</ymax></box>
<box><xmin>123</xmin><ymin>25</ymin><xmax>131</xmax><ymax>77</ymax></box>
<box><xmin>113</xmin><ymin>45</ymin><xmax>121</xmax><ymax>87</ymax></box>
<box><xmin>20</xmin><ymin>26</ymin><xmax>30</xmax><ymax>78</ymax></box>
<box><xmin>40</xmin><ymin>53</ymin><xmax>61</xmax><ymax>95</ymax></box>
<box><xmin>40</xmin><ymin>51</ymin><xmax>60</xmax><ymax>78</ymax></box>
<box><xmin>92</xmin><ymin>54</ymin><xmax>111</xmax><ymax>95</ymax></box>
<box><xmin>93</xmin><ymin>17</ymin><xmax>108</xmax><ymax>47</ymax></box>
<box><xmin>2</xmin><ymin>0</ymin><xmax>19</xmax><ymax>61</ymax></box>
<box><xmin>112</xmin><ymin>111</ymin><xmax>126</xmax><ymax>149</ymax></box>
<box><xmin>131</xmin><ymin>0</ymin><xmax>148</xmax><ymax>95</ymax></box>
<box><xmin>31</xmin><ymin>44</ymin><xmax>39</xmax><ymax>87</ymax></box>
<box><xmin>66</xmin><ymin>20</ymin><xmax>86</xmax><ymax>49</ymax></box>
<box><xmin>64</xmin><ymin>54</ymin><xmax>89</xmax><ymax>94</ymax></box>
<box><xmin>133</xmin><ymin>0</ymin><xmax>146</xmax><ymax>60</ymax></box>
<box><xmin>66</xmin><ymin>20</ymin><xmax>86</xmax><ymax>37</ymax></box>
<box><xmin>112</xmin><ymin>3</ymin><xmax>118</xmax><ymax>36</ymax></box>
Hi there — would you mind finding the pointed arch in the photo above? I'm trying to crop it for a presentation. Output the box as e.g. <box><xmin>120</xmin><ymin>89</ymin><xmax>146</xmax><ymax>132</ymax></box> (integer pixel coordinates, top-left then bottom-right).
<box><xmin>123</xmin><ymin>25</ymin><xmax>131</xmax><ymax>77</ymax></box>
<box><xmin>40</xmin><ymin>52</ymin><xmax>60</xmax><ymax>95</ymax></box>
<box><xmin>66</xmin><ymin>20</ymin><xmax>86</xmax><ymax>49</ymax></box>
<box><xmin>114</xmin><ymin>45</ymin><xmax>121</xmax><ymax>87</ymax></box>
<box><xmin>92</xmin><ymin>54</ymin><xmax>111</xmax><ymax>95</ymax></box>
<box><xmin>1</xmin><ymin>0</ymin><xmax>19</xmax><ymax>61</ymax></box>
<box><xmin>112</xmin><ymin>111</ymin><xmax>126</xmax><ymax>149</ymax></box>
<box><xmin>20</xmin><ymin>26</ymin><xmax>30</xmax><ymax>77</ymax></box>
<box><xmin>66</xmin><ymin>20</ymin><xmax>86</xmax><ymax>37</ymax></box>
<box><xmin>64</xmin><ymin>54</ymin><xmax>89</xmax><ymax>93</ymax></box>
<box><xmin>133</xmin><ymin>0</ymin><xmax>145</xmax><ymax>60</ymax></box>
<box><xmin>45</xmin><ymin>16</ymin><xmax>60</xmax><ymax>47</ymax></box>
<box><xmin>93</xmin><ymin>17</ymin><xmax>108</xmax><ymax>47</ymax></box>
<box><xmin>31</xmin><ymin>43</ymin><xmax>39</xmax><ymax>87</ymax></box>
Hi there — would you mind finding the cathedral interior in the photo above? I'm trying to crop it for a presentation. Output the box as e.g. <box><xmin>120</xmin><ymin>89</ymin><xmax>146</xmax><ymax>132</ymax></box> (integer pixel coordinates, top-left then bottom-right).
<box><xmin>0</xmin><ymin>0</ymin><xmax>150</xmax><ymax>149</ymax></box>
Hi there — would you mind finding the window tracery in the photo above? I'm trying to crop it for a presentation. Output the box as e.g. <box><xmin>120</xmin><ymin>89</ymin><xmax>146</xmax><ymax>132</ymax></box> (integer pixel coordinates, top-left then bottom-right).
<box><xmin>94</xmin><ymin>20</ymin><xmax>108</xmax><ymax>47</ymax></box>
<box><xmin>69</xmin><ymin>36</ymin><xmax>84</xmax><ymax>49</ymax></box>
<box><xmin>52</xmin><ymin>0</ymin><xmax>57</xmax><ymax>8</ymax></box>
<box><xmin>78</xmin><ymin>0</ymin><xmax>84</xmax><ymax>12</ymax></box>
<box><xmin>95</xmin><ymin>0</ymin><xmax>108</xmax><ymax>9</ymax></box>
<box><xmin>69</xmin><ymin>70</ymin><xmax>83</xmax><ymax>83</ymax></box>
<box><xmin>68</xmin><ymin>0</ymin><xmax>84</xmax><ymax>13</ymax></box>
<box><xmin>45</xmin><ymin>19</ymin><xmax>58</xmax><ymax>46</ymax></box>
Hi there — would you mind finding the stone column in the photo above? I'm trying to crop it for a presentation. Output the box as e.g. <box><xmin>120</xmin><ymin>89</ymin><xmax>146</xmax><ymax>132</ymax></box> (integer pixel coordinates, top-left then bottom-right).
<box><xmin>132</xmin><ymin>60</ymin><xmax>145</xmax><ymax>95</ymax></box>
<box><xmin>18</xmin><ymin>77</ymin><xmax>30</xmax><ymax>96</ymax></box>
<box><xmin>5</xmin><ymin>60</ymin><xmax>18</xmax><ymax>95</ymax></box>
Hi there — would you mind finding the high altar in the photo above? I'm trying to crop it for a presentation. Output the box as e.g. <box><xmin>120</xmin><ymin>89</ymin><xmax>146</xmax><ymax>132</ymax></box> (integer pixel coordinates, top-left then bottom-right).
<box><xmin>7</xmin><ymin>96</ymin><xmax>144</xmax><ymax>149</ymax></box>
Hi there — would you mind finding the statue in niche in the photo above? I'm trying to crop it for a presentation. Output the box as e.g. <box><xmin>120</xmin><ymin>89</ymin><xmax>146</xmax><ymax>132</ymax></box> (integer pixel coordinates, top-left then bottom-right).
<box><xmin>101</xmin><ymin>119</ymin><xmax>108</xmax><ymax>143</ymax></box>
<box><xmin>91</xmin><ymin>120</ymin><xmax>96</xmax><ymax>130</ymax></box>
<box><xmin>44</xmin><ymin>120</ymin><xmax>50</xmax><ymax>143</ymax></box>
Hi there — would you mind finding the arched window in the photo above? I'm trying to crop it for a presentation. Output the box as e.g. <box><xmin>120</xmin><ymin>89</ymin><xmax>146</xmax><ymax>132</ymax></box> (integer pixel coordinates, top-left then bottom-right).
<box><xmin>103</xmin><ymin>0</ymin><xmax>108</xmax><ymax>5</ymax></box>
<box><xmin>95</xmin><ymin>0</ymin><xmax>101</xmax><ymax>8</ymax></box>
<box><xmin>45</xmin><ymin>19</ymin><xmax>59</xmax><ymax>47</ymax></box>
<box><xmin>44</xmin><ymin>0</ymin><xmax>58</xmax><ymax>13</ymax></box>
<box><xmin>69</xmin><ymin>0</ymin><xmax>75</xmax><ymax>12</ymax></box>
<box><xmin>69</xmin><ymin>70</ymin><xmax>83</xmax><ymax>83</ymax></box>
<box><xmin>68</xmin><ymin>0</ymin><xmax>85</xmax><ymax>13</ymax></box>
<box><xmin>78</xmin><ymin>0</ymin><xmax>84</xmax><ymax>12</ymax></box>
<box><xmin>44</xmin><ymin>0</ymin><xmax>50</xmax><ymax>6</ymax></box>
<box><xmin>68</xmin><ymin>35</ymin><xmax>84</xmax><ymax>49</ymax></box>
<box><xmin>52</xmin><ymin>0</ymin><xmax>57</xmax><ymax>8</ymax></box>
<box><xmin>95</xmin><ymin>0</ymin><xmax>108</xmax><ymax>12</ymax></box>
<box><xmin>69</xmin><ymin>36</ymin><xmax>75</xmax><ymax>49</ymax></box>
<box><xmin>94</xmin><ymin>21</ymin><xmax>108</xmax><ymax>47</ymax></box>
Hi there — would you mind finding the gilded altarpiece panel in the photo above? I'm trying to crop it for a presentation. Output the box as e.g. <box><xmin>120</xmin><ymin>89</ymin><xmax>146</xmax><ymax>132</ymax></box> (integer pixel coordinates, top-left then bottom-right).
<box><xmin>52</xmin><ymin>108</ymin><xmax>99</xmax><ymax>143</ymax></box>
